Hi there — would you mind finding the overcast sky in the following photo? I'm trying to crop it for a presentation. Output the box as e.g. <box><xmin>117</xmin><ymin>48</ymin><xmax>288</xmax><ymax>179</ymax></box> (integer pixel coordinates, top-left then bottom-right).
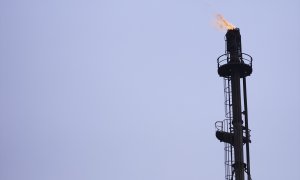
<box><xmin>0</xmin><ymin>0</ymin><xmax>299</xmax><ymax>180</ymax></box>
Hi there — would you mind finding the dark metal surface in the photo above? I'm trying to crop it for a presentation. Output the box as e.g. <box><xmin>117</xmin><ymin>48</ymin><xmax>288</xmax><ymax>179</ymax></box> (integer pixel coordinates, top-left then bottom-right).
<box><xmin>242</xmin><ymin>77</ymin><xmax>251</xmax><ymax>180</ymax></box>
<box><xmin>231</xmin><ymin>68</ymin><xmax>245</xmax><ymax>180</ymax></box>
<box><xmin>215</xmin><ymin>29</ymin><xmax>253</xmax><ymax>180</ymax></box>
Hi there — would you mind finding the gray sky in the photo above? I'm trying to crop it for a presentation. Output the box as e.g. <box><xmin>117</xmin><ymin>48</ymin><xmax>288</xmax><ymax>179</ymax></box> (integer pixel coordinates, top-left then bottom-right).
<box><xmin>0</xmin><ymin>0</ymin><xmax>299</xmax><ymax>180</ymax></box>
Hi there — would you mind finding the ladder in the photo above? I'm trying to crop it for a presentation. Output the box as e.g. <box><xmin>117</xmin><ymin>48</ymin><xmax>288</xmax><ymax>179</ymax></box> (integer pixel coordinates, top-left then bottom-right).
<box><xmin>223</xmin><ymin>77</ymin><xmax>234</xmax><ymax>180</ymax></box>
<box><xmin>216</xmin><ymin>77</ymin><xmax>234</xmax><ymax>180</ymax></box>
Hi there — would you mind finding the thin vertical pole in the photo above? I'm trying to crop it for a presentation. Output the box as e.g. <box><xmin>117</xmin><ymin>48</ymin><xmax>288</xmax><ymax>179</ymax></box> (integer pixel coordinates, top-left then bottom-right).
<box><xmin>243</xmin><ymin>77</ymin><xmax>251</xmax><ymax>180</ymax></box>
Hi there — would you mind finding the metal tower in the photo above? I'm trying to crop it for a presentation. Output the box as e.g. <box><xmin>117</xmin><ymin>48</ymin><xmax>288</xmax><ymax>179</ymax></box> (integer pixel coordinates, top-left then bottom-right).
<box><xmin>215</xmin><ymin>28</ymin><xmax>253</xmax><ymax>180</ymax></box>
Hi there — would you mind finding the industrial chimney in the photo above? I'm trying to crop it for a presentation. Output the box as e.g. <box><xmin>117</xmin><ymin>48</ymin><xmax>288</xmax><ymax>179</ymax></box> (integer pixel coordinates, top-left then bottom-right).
<box><xmin>215</xmin><ymin>28</ymin><xmax>253</xmax><ymax>180</ymax></box>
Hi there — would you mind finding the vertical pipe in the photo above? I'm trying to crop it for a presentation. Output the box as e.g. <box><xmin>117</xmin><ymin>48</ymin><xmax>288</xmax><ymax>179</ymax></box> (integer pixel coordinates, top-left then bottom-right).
<box><xmin>228</xmin><ymin>78</ymin><xmax>234</xmax><ymax>180</ymax></box>
<box><xmin>243</xmin><ymin>77</ymin><xmax>251</xmax><ymax>180</ymax></box>
<box><xmin>231</xmin><ymin>69</ymin><xmax>244</xmax><ymax>180</ymax></box>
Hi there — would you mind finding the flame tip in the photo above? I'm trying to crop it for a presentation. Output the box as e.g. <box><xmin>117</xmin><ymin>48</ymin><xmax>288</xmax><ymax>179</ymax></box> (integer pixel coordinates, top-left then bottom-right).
<box><xmin>215</xmin><ymin>14</ymin><xmax>236</xmax><ymax>31</ymax></box>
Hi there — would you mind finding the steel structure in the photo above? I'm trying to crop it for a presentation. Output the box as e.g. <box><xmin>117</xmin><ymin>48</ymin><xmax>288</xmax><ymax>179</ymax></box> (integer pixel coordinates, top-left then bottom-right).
<box><xmin>215</xmin><ymin>28</ymin><xmax>253</xmax><ymax>180</ymax></box>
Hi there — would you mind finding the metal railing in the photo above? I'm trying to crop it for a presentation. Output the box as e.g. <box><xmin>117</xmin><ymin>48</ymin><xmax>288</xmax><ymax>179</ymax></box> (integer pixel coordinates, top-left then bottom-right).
<box><xmin>217</xmin><ymin>53</ymin><xmax>253</xmax><ymax>69</ymax></box>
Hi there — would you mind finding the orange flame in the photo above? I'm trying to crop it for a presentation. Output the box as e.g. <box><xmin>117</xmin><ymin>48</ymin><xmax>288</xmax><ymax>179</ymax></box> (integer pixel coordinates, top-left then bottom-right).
<box><xmin>215</xmin><ymin>14</ymin><xmax>236</xmax><ymax>30</ymax></box>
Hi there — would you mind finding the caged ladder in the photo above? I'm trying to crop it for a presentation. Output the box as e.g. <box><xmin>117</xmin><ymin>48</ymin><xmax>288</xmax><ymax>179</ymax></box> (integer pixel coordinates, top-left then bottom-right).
<box><xmin>215</xmin><ymin>77</ymin><xmax>234</xmax><ymax>180</ymax></box>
